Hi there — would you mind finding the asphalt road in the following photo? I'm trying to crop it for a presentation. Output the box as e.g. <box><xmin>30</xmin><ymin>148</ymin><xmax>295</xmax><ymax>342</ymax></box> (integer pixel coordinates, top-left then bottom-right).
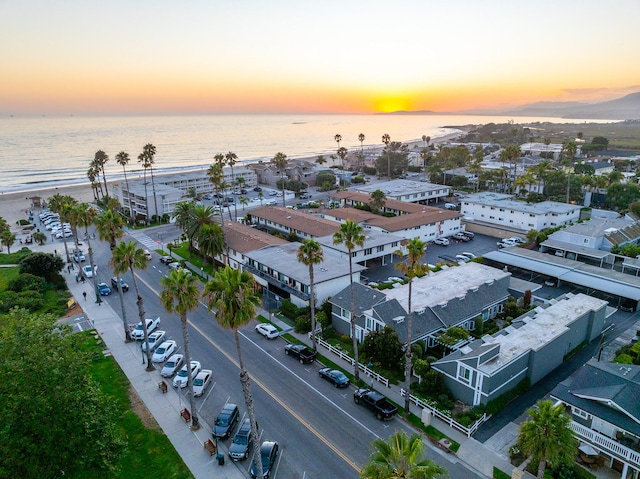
<box><xmin>87</xmin><ymin>227</ymin><xmax>483</xmax><ymax>479</ymax></box>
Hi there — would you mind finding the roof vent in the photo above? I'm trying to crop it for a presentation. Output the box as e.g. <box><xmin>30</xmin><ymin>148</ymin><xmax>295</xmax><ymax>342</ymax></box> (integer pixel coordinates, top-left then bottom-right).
<box><xmin>391</xmin><ymin>315</ymin><xmax>405</xmax><ymax>323</ymax></box>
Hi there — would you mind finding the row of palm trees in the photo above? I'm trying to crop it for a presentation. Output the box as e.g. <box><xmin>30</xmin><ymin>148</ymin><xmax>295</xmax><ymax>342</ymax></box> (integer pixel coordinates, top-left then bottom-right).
<box><xmin>86</xmin><ymin>144</ymin><xmax>159</xmax><ymax>224</ymax></box>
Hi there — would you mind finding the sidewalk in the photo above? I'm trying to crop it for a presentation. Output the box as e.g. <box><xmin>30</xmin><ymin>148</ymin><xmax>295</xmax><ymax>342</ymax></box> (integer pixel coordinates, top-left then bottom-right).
<box><xmin>56</xmin><ymin>248</ymin><xmax>246</xmax><ymax>479</ymax></box>
<box><xmin>266</xmin><ymin>314</ymin><xmax>512</xmax><ymax>479</ymax></box>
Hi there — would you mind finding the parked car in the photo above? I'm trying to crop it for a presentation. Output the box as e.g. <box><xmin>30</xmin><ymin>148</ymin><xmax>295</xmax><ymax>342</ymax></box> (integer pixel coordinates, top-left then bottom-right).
<box><xmin>213</xmin><ymin>403</ymin><xmax>240</xmax><ymax>438</ymax></box>
<box><xmin>452</xmin><ymin>232</ymin><xmax>470</xmax><ymax>242</ymax></box>
<box><xmin>160</xmin><ymin>255</ymin><xmax>174</xmax><ymax>264</ymax></box>
<box><xmin>193</xmin><ymin>369</ymin><xmax>213</xmax><ymax>397</ymax></box>
<box><xmin>265</xmin><ymin>199</ymin><xmax>277</xmax><ymax>206</ymax></box>
<box><xmin>460</xmin><ymin>252</ymin><xmax>476</xmax><ymax>260</ymax></box>
<box><xmin>97</xmin><ymin>282</ymin><xmax>111</xmax><ymax>296</ymax></box>
<box><xmin>255</xmin><ymin>323</ymin><xmax>278</xmax><ymax>339</ymax></box>
<box><xmin>161</xmin><ymin>353</ymin><xmax>184</xmax><ymax>377</ymax></box>
<box><xmin>497</xmin><ymin>239</ymin><xmax>517</xmax><ymax>248</ymax></box>
<box><xmin>284</xmin><ymin>344</ymin><xmax>316</xmax><ymax>364</ymax></box>
<box><xmin>173</xmin><ymin>360</ymin><xmax>201</xmax><ymax>388</ymax></box>
<box><xmin>253</xmin><ymin>186</ymin><xmax>262</xmax><ymax>192</ymax></box>
<box><xmin>299</xmin><ymin>193</ymin><xmax>311</xmax><ymax>199</ymax></box>
<box><xmin>73</xmin><ymin>251</ymin><xmax>86</xmax><ymax>262</ymax></box>
<box><xmin>268</xmin><ymin>190</ymin><xmax>278</xmax><ymax>196</ymax></box>
<box><xmin>143</xmin><ymin>249</ymin><xmax>153</xmax><ymax>260</ymax></box>
<box><xmin>353</xmin><ymin>388</ymin><xmax>398</xmax><ymax>420</ymax></box>
<box><xmin>444</xmin><ymin>203</ymin><xmax>458</xmax><ymax>210</ymax></box>
<box><xmin>141</xmin><ymin>330</ymin><xmax>166</xmax><ymax>352</ymax></box>
<box><xmin>229</xmin><ymin>418</ymin><xmax>253</xmax><ymax>461</ymax></box>
<box><xmin>250</xmin><ymin>441</ymin><xmax>279</xmax><ymax>479</ymax></box>
<box><xmin>152</xmin><ymin>340</ymin><xmax>177</xmax><ymax>362</ymax></box>
<box><xmin>433</xmin><ymin>238</ymin><xmax>449</xmax><ymax>246</ymax></box>
<box><xmin>110</xmin><ymin>277</ymin><xmax>129</xmax><ymax>292</ymax></box>
<box><xmin>131</xmin><ymin>317</ymin><xmax>161</xmax><ymax>340</ymax></box>
<box><xmin>508</xmin><ymin>236</ymin><xmax>526</xmax><ymax>244</ymax></box>
<box><xmin>463</xmin><ymin>231</ymin><xmax>475</xmax><ymax>239</ymax></box>
<box><xmin>82</xmin><ymin>264</ymin><xmax>97</xmax><ymax>278</ymax></box>
<box><xmin>455</xmin><ymin>254</ymin><xmax>471</xmax><ymax>263</ymax></box>
<box><xmin>318</xmin><ymin>367</ymin><xmax>350</xmax><ymax>388</ymax></box>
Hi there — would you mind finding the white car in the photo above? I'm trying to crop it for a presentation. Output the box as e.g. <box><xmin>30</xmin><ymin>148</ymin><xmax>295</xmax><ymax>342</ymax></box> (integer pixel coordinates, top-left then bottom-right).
<box><xmin>143</xmin><ymin>249</ymin><xmax>153</xmax><ymax>260</ymax></box>
<box><xmin>455</xmin><ymin>254</ymin><xmax>471</xmax><ymax>263</ymax></box>
<box><xmin>433</xmin><ymin>238</ymin><xmax>450</xmax><ymax>246</ymax></box>
<box><xmin>130</xmin><ymin>317</ymin><xmax>161</xmax><ymax>340</ymax></box>
<box><xmin>460</xmin><ymin>252</ymin><xmax>476</xmax><ymax>260</ymax></box>
<box><xmin>152</xmin><ymin>340</ymin><xmax>177</xmax><ymax>362</ymax></box>
<box><xmin>255</xmin><ymin>323</ymin><xmax>278</xmax><ymax>339</ymax></box>
<box><xmin>265</xmin><ymin>199</ymin><xmax>277</xmax><ymax>206</ymax></box>
<box><xmin>55</xmin><ymin>230</ymin><xmax>73</xmax><ymax>238</ymax></box>
<box><xmin>173</xmin><ymin>361</ymin><xmax>202</xmax><ymax>388</ymax></box>
<box><xmin>141</xmin><ymin>330</ymin><xmax>166</xmax><ymax>352</ymax></box>
<box><xmin>161</xmin><ymin>353</ymin><xmax>184</xmax><ymax>377</ymax></box>
<box><xmin>82</xmin><ymin>264</ymin><xmax>97</xmax><ymax>278</ymax></box>
<box><xmin>193</xmin><ymin>369</ymin><xmax>213</xmax><ymax>397</ymax></box>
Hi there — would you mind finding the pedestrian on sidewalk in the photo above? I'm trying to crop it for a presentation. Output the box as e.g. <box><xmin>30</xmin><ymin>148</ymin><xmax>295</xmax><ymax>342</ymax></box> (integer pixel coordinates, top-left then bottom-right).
<box><xmin>83</xmin><ymin>291</ymin><xmax>87</xmax><ymax>301</ymax></box>
<box><xmin>75</xmin><ymin>272</ymin><xmax>78</xmax><ymax>283</ymax></box>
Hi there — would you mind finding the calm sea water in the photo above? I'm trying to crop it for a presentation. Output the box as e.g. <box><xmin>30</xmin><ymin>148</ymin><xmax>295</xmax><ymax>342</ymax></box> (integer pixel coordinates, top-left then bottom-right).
<box><xmin>0</xmin><ymin>113</ymin><xmax>604</xmax><ymax>193</ymax></box>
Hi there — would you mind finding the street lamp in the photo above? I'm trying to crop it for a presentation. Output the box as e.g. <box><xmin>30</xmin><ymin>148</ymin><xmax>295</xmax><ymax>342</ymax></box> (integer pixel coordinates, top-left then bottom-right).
<box><xmin>382</xmin><ymin>134</ymin><xmax>391</xmax><ymax>178</ymax></box>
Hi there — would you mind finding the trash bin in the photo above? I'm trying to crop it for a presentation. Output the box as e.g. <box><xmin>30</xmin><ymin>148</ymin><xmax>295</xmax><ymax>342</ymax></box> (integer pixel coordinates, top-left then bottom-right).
<box><xmin>216</xmin><ymin>453</ymin><xmax>225</xmax><ymax>466</ymax></box>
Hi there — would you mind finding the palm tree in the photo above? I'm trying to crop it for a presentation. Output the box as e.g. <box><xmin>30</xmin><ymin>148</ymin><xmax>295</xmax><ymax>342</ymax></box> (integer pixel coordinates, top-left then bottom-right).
<box><xmin>93</xmin><ymin>150</ymin><xmax>110</xmax><ymax>199</ymax></box>
<box><xmin>297</xmin><ymin>239</ymin><xmax>324</xmax><ymax>352</ymax></box>
<box><xmin>86</xmin><ymin>165</ymin><xmax>102</xmax><ymax>199</ymax></box>
<box><xmin>203</xmin><ymin>266</ymin><xmax>263</xmax><ymax>477</ymax></box>
<box><xmin>115</xmin><ymin>151</ymin><xmax>133</xmax><ymax>219</ymax></box>
<box><xmin>226</xmin><ymin>151</ymin><xmax>240</xmax><ymax>220</ymax></box>
<box><xmin>273</xmin><ymin>152</ymin><xmax>288</xmax><ymax>207</ymax></box>
<box><xmin>382</xmin><ymin>134</ymin><xmax>391</xmax><ymax>178</ymax></box>
<box><xmin>161</xmin><ymin>269</ymin><xmax>201</xmax><ymax>428</ymax></box>
<box><xmin>111</xmin><ymin>241</ymin><xmax>152</xmax><ymax>360</ymax></box>
<box><xmin>187</xmin><ymin>204</ymin><xmax>217</xmax><ymax>257</ymax></box>
<box><xmin>337</xmin><ymin>147</ymin><xmax>348</xmax><ymax>170</ymax></box>
<box><xmin>137</xmin><ymin>151</ymin><xmax>151</xmax><ymax>224</ymax></box>
<box><xmin>422</xmin><ymin>135</ymin><xmax>431</xmax><ymax>149</ymax></box>
<box><xmin>394</xmin><ymin>238</ymin><xmax>426</xmax><ymax>414</ymax></box>
<box><xmin>73</xmin><ymin>203</ymin><xmax>100</xmax><ymax>305</ymax></box>
<box><xmin>316</xmin><ymin>155</ymin><xmax>327</xmax><ymax>166</ymax></box>
<box><xmin>143</xmin><ymin>144</ymin><xmax>159</xmax><ymax>223</ymax></box>
<box><xmin>94</xmin><ymin>209</ymin><xmax>125</xmax><ymax>249</ymax></box>
<box><xmin>369</xmin><ymin>189</ymin><xmax>387</xmax><ymax>213</ymax></box>
<box><xmin>333</xmin><ymin>219</ymin><xmax>365</xmax><ymax>381</ymax></box>
<box><xmin>359</xmin><ymin>133</ymin><xmax>366</xmax><ymax>169</ymax></box>
<box><xmin>360</xmin><ymin>430</ymin><xmax>448</xmax><ymax>479</ymax></box>
<box><xmin>518</xmin><ymin>400</ymin><xmax>577</xmax><ymax>479</ymax></box>
<box><xmin>47</xmin><ymin>193</ymin><xmax>77</xmax><ymax>263</ymax></box>
<box><xmin>238</xmin><ymin>195</ymin><xmax>249</xmax><ymax>211</ymax></box>
<box><xmin>32</xmin><ymin>231</ymin><xmax>47</xmax><ymax>245</ymax></box>
<box><xmin>1</xmin><ymin>230</ymin><xmax>16</xmax><ymax>253</ymax></box>
<box><xmin>335</xmin><ymin>133</ymin><xmax>342</xmax><ymax>152</ymax></box>
<box><xmin>196</xmin><ymin>223</ymin><xmax>225</xmax><ymax>267</ymax></box>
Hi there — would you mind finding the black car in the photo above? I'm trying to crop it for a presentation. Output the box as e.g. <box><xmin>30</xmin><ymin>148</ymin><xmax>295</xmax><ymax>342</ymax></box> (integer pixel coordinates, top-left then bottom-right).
<box><xmin>318</xmin><ymin>367</ymin><xmax>350</xmax><ymax>388</ymax></box>
<box><xmin>284</xmin><ymin>344</ymin><xmax>316</xmax><ymax>364</ymax></box>
<box><xmin>250</xmin><ymin>441</ymin><xmax>279</xmax><ymax>478</ymax></box>
<box><xmin>160</xmin><ymin>256</ymin><xmax>174</xmax><ymax>264</ymax></box>
<box><xmin>213</xmin><ymin>403</ymin><xmax>240</xmax><ymax>439</ymax></box>
<box><xmin>253</xmin><ymin>186</ymin><xmax>262</xmax><ymax>192</ymax></box>
<box><xmin>110</xmin><ymin>277</ymin><xmax>129</xmax><ymax>292</ymax></box>
<box><xmin>229</xmin><ymin>418</ymin><xmax>252</xmax><ymax>461</ymax></box>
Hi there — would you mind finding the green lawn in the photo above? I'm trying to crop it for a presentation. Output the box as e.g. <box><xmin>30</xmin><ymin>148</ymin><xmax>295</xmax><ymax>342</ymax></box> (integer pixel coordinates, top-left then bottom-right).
<box><xmin>0</xmin><ymin>266</ymin><xmax>20</xmax><ymax>289</ymax></box>
<box><xmin>72</xmin><ymin>332</ymin><xmax>194</xmax><ymax>479</ymax></box>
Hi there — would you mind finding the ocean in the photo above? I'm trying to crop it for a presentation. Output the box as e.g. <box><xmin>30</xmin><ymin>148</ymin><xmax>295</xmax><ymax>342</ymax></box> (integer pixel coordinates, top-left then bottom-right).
<box><xmin>0</xmin><ymin>113</ymin><xmax>607</xmax><ymax>193</ymax></box>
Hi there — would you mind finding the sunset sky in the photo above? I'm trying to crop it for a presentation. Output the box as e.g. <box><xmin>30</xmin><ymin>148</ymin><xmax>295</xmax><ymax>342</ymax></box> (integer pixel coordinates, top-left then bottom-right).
<box><xmin>1</xmin><ymin>0</ymin><xmax>639</xmax><ymax>115</ymax></box>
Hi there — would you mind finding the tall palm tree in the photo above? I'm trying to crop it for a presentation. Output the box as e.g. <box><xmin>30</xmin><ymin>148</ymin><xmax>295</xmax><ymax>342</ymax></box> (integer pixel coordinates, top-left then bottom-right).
<box><xmin>360</xmin><ymin>430</ymin><xmax>448</xmax><ymax>479</ymax></box>
<box><xmin>297</xmin><ymin>239</ymin><xmax>324</xmax><ymax>352</ymax></box>
<box><xmin>161</xmin><ymin>269</ymin><xmax>201</xmax><ymax>428</ymax></box>
<box><xmin>382</xmin><ymin>134</ymin><xmax>391</xmax><ymax>178</ymax></box>
<box><xmin>316</xmin><ymin>155</ymin><xmax>327</xmax><ymax>166</ymax></box>
<box><xmin>111</xmin><ymin>241</ymin><xmax>152</xmax><ymax>361</ymax></box>
<box><xmin>86</xmin><ymin>164</ymin><xmax>102</xmax><ymax>199</ymax></box>
<box><xmin>115</xmin><ymin>151</ymin><xmax>133</xmax><ymax>219</ymax></box>
<box><xmin>370</xmin><ymin>189</ymin><xmax>386</xmax><ymax>213</ymax></box>
<box><xmin>143</xmin><ymin>144</ymin><xmax>159</xmax><ymax>223</ymax></box>
<box><xmin>47</xmin><ymin>193</ymin><xmax>77</xmax><ymax>263</ymax></box>
<box><xmin>226</xmin><ymin>151</ymin><xmax>240</xmax><ymax>220</ymax></box>
<box><xmin>273</xmin><ymin>152</ymin><xmax>288</xmax><ymax>207</ymax></box>
<box><xmin>394</xmin><ymin>238</ymin><xmax>426</xmax><ymax>414</ymax></box>
<box><xmin>94</xmin><ymin>209</ymin><xmax>125</xmax><ymax>249</ymax></box>
<box><xmin>337</xmin><ymin>147</ymin><xmax>348</xmax><ymax>170</ymax></box>
<box><xmin>333</xmin><ymin>219</ymin><xmax>365</xmax><ymax>381</ymax></box>
<box><xmin>359</xmin><ymin>133</ymin><xmax>366</xmax><ymax>169</ymax></box>
<box><xmin>203</xmin><ymin>266</ymin><xmax>263</xmax><ymax>477</ymax></box>
<box><xmin>518</xmin><ymin>400</ymin><xmax>577</xmax><ymax>479</ymax></box>
<box><xmin>137</xmin><ymin>151</ymin><xmax>151</xmax><ymax>225</ymax></box>
<box><xmin>186</xmin><ymin>204</ymin><xmax>217</xmax><ymax>257</ymax></box>
<box><xmin>93</xmin><ymin>150</ymin><xmax>110</xmax><ymax>199</ymax></box>
<box><xmin>208</xmin><ymin>162</ymin><xmax>230</xmax><ymax>264</ymax></box>
<box><xmin>74</xmin><ymin>203</ymin><xmax>100</xmax><ymax>305</ymax></box>
<box><xmin>334</xmin><ymin>133</ymin><xmax>342</xmax><ymax>152</ymax></box>
<box><xmin>196</xmin><ymin>223</ymin><xmax>225</xmax><ymax>267</ymax></box>
<box><xmin>1</xmin><ymin>231</ymin><xmax>16</xmax><ymax>253</ymax></box>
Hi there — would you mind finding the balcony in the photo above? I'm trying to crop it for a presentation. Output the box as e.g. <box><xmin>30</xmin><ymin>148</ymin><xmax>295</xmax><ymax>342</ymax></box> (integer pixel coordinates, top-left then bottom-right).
<box><xmin>243</xmin><ymin>263</ymin><xmax>310</xmax><ymax>301</ymax></box>
<box><xmin>570</xmin><ymin>421</ymin><xmax>640</xmax><ymax>469</ymax></box>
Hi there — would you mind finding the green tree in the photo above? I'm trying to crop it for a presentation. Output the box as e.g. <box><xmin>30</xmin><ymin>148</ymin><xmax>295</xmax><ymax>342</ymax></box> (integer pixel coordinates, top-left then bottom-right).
<box><xmin>518</xmin><ymin>400</ymin><xmax>577</xmax><ymax>479</ymax></box>
<box><xmin>297</xmin><ymin>239</ymin><xmax>324</xmax><ymax>352</ymax></box>
<box><xmin>0</xmin><ymin>309</ymin><xmax>125</xmax><ymax>478</ymax></box>
<box><xmin>370</xmin><ymin>189</ymin><xmax>387</xmax><ymax>212</ymax></box>
<box><xmin>19</xmin><ymin>252</ymin><xmax>64</xmax><ymax>281</ymax></box>
<box><xmin>73</xmin><ymin>203</ymin><xmax>100</xmax><ymax>303</ymax></box>
<box><xmin>395</xmin><ymin>237</ymin><xmax>426</xmax><ymax>413</ymax></box>
<box><xmin>333</xmin><ymin>219</ymin><xmax>365</xmax><ymax>381</ymax></box>
<box><xmin>316</xmin><ymin>171</ymin><xmax>337</xmax><ymax>191</ymax></box>
<box><xmin>360</xmin><ymin>430</ymin><xmax>448</xmax><ymax>479</ymax></box>
<box><xmin>111</xmin><ymin>241</ymin><xmax>152</xmax><ymax>359</ymax></box>
<box><xmin>92</xmin><ymin>149</ymin><xmax>110</xmax><ymax>199</ymax></box>
<box><xmin>361</xmin><ymin>326</ymin><xmax>404</xmax><ymax>372</ymax></box>
<box><xmin>273</xmin><ymin>152</ymin><xmax>288</xmax><ymax>207</ymax></box>
<box><xmin>1</xmin><ymin>229</ymin><xmax>16</xmax><ymax>254</ymax></box>
<box><xmin>382</xmin><ymin>133</ymin><xmax>391</xmax><ymax>177</ymax></box>
<box><xmin>606</xmin><ymin>183</ymin><xmax>640</xmax><ymax>210</ymax></box>
<box><xmin>197</xmin><ymin>222</ymin><xmax>225</xmax><ymax>266</ymax></box>
<box><xmin>142</xmin><ymin>143</ymin><xmax>159</xmax><ymax>223</ymax></box>
<box><xmin>203</xmin><ymin>266</ymin><xmax>263</xmax><ymax>477</ymax></box>
<box><xmin>337</xmin><ymin>146</ymin><xmax>348</xmax><ymax>169</ymax></box>
<box><xmin>115</xmin><ymin>151</ymin><xmax>133</xmax><ymax>218</ymax></box>
<box><xmin>47</xmin><ymin>193</ymin><xmax>77</xmax><ymax>263</ymax></box>
<box><xmin>32</xmin><ymin>231</ymin><xmax>47</xmax><ymax>245</ymax></box>
<box><xmin>376</xmin><ymin>141</ymin><xmax>410</xmax><ymax>178</ymax></box>
<box><xmin>161</xmin><ymin>269</ymin><xmax>201</xmax><ymax>428</ymax></box>
<box><xmin>94</xmin><ymin>209</ymin><xmax>125</xmax><ymax>249</ymax></box>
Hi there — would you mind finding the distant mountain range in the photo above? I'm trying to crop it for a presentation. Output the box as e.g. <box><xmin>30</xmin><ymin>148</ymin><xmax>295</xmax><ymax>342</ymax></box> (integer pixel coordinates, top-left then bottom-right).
<box><xmin>384</xmin><ymin>92</ymin><xmax>640</xmax><ymax>120</ymax></box>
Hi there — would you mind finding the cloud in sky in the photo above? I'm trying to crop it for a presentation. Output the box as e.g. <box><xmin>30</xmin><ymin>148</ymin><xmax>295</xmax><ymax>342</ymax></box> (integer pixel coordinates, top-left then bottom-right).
<box><xmin>1</xmin><ymin>0</ymin><xmax>639</xmax><ymax>114</ymax></box>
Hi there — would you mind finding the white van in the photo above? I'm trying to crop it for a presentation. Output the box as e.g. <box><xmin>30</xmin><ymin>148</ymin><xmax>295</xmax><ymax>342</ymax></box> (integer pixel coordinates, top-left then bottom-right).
<box><xmin>444</xmin><ymin>203</ymin><xmax>457</xmax><ymax>210</ymax></box>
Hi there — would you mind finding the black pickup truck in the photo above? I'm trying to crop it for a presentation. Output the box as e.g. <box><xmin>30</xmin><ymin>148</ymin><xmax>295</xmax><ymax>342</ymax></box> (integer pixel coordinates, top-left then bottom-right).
<box><xmin>353</xmin><ymin>388</ymin><xmax>398</xmax><ymax>420</ymax></box>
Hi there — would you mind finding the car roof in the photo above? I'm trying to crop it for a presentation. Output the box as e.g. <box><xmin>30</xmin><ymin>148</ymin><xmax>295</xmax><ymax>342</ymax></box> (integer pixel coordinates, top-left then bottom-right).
<box><xmin>260</xmin><ymin>441</ymin><xmax>277</xmax><ymax>453</ymax></box>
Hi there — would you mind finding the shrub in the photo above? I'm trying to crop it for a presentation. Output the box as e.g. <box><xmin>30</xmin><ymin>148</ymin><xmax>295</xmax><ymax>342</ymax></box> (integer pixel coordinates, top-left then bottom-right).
<box><xmin>279</xmin><ymin>299</ymin><xmax>298</xmax><ymax>320</ymax></box>
<box><xmin>485</xmin><ymin>378</ymin><xmax>531</xmax><ymax>415</ymax></box>
<box><xmin>294</xmin><ymin>315</ymin><xmax>311</xmax><ymax>333</ymax></box>
<box><xmin>614</xmin><ymin>353</ymin><xmax>634</xmax><ymax>364</ymax></box>
<box><xmin>7</xmin><ymin>273</ymin><xmax>46</xmax><ymax>293</ymax></box>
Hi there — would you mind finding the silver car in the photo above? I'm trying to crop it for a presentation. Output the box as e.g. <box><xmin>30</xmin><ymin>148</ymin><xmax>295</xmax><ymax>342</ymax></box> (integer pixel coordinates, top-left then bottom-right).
<box><xmin>161</xmin><ymin>353</ymin><xmax>184</xmax><ymax>377</ymax></box>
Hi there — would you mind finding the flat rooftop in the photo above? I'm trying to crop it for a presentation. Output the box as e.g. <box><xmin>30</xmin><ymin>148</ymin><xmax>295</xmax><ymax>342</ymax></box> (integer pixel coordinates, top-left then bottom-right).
<box><xmin>352</xmin><ymin>179</ymin><xmax>449</xmax><ymax>196</ymax></box>
<box><xmin>480</xmin><ymin>293</ymin><xmax>607</xmax><ymax>374</ymax></box>
<box><xmin>463</xmin><ymin>192</ymin><xmax>580</xmax><ymax>215</ymax></box>
<box><xmin>382</xmin><ymin>262</ymin><xmax>510</xmax><ymax>313</ymax></box>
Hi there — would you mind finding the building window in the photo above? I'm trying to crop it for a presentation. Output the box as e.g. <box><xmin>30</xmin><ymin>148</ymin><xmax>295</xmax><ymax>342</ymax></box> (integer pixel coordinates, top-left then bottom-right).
<box><xmin>571</xmin><ymin>406</ymin><xmax>589</xmax><ymax>419</ymax></box>
<box><xmin>365</xmin><ymin>248</ymin><xmax>372</xmax><ymax>255</ymax></box>
<box><xmin>377</xmin><ymin>245</ymin><xmax>384</xmax><ymax>252</ymax></box>
<box><xmin>392</xmin><ymin>242</ymin><xmax>398</xmax><ymax>247</ymax></box>
<box><xmin>457</xmin><ymin>365</ymin><xmax>471</xmax><ymax>385</ymax></box>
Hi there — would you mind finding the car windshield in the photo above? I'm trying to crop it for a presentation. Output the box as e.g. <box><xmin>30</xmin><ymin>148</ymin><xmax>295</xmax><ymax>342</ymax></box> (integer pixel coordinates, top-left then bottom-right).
<box><xmin>216</xmin><ymin>416</ymin><xmax>229</xmax><ymax>426</ymax></box>
<box><xmin>156</xmin><ymin>347</ymin><xmax>165</xmax><ymax>354</ymax></box>
<box><xmin>177</xmin><ymin>369</ymin><xmax>188</xmax><ymax>377</ymax></box>
<box><xmin>135</xmin><ymin>324</ymin><xmax>143</xmax><ymax>330</ymax></box>
<box><xmin>165</xmin><ymin>361</ymin><xmax>175</xmax><ymax>368</ymax></box>
<box><xmin>194</xmin><ymin>379</ymin><xmax>203</xmax><ymax>386</ymax></box>
<box><xmin>234</xmin><ymin>435</ymin><xmax>248</xmax><ymax>445</ymax></box>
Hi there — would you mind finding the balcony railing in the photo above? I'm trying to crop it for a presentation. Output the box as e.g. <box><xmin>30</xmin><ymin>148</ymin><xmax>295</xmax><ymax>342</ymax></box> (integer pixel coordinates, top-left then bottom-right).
<box><xmin>570</xmin><ymin>421</ymin><xmax>640</xmax><ymax>469</ymax></box>
<box><xmin>243</xmin><ymin>263</ymin><xmax>310</xmax><ymax>301</ymax></box>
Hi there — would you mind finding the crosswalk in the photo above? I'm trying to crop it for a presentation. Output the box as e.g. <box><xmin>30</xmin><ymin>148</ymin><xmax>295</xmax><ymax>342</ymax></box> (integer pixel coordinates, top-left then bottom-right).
<box><xmin>127</xmin><ymin>230</ymin><xmax>160</xmax><ymax>252</ymax></box>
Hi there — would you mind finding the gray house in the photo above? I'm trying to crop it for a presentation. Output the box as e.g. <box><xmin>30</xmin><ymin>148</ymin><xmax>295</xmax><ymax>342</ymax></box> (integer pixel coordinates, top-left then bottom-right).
<box><xmin>551</xmin><ymin>359</ymin><xmax>640</xmax><ymax>479</ymax></box>
<box><xmin>329</xmin><ymin>262</ymin><xmax>511</xmax><ymax>344</ymax></box>
<box><xmin>432</xmin><ymin>293</ymin><xmax>608</xmax><ymax>406</ymax></box>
